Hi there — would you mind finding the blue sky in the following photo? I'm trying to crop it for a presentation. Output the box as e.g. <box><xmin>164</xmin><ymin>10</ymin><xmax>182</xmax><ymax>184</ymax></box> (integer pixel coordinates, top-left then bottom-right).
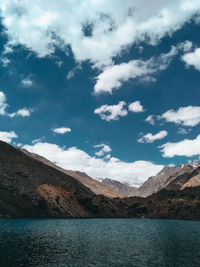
<box><xmin>0</xmin><ymin>0</ymin><xmax>200</xmax><ymax>185</ymax></box>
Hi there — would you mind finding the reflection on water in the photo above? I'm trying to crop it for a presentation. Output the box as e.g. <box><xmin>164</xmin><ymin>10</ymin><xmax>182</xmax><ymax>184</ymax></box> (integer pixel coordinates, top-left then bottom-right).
<box><xmin>0</xmin><ymin>218</ymin><xmax>200</xmax><ymax>267</ymax></box>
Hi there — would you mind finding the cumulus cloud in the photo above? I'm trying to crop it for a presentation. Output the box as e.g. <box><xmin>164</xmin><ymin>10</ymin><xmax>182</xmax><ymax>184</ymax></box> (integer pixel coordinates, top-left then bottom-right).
<box><xmin>1</xmin><ymin>0</ymin><xmax>199</xmax><ymax>68</ymax></box>
<box><xmin>145</xmin><ymin>115</ymin><xmax>155</xmax><ymax>125</ymax></box>
<box><xmin>94</xmin><ymin>100</ymin><xmax>146</xmax><ymax>121</ymax></box>
<box><xmin>94</xmin><ymin>47</ymin><xmax>177</xmax><ymax>94</ymax></box>
<box><xmin>0</xmin><ymin>91</ymin><xmax>33</xmax><ymax>118</ymax></box>
<box><xmin>0</xmin><ymin>131</ymin><xmax>17</xmax><ymax>143</ymax></box>
<box><xmin>94</xmin><ymin>101</ymin><xmax>128</xmax><ymax>121</ymax></box>
<box><xmin>182</xmin><ymin>47</ymin><xmax>200</xmax><ymax>70</ymax></box>
<box><xmin>128</xmin><ymin>101</ymin><xmax>144</xmax><ymax>113</ymax></box>
<box><xmin>23</xmin><ymin>141</ymin><xmax>163</xmax><ymax>184</ymax></box>
<box><xmin>21</xmin><ymin>77</ymin><xmax>33</xmax><ymax>87</ymax></box>
<box><xmin>1</xmin><ymin>1</ymin><xmax>199</xmax><ymax>95</ymax></box>
<box><xmin>159</xmin><ymin>106</ymin><xmax>200</xmax><ymax>126</ymax></box>
<box><xmin>160</xmin><ymin>134</ymin><xmax>200</xmax><ymax>157</ymax></box>
<box><xmin>9</xmin><ymin>108</ymin><xmax>32</xmax><ymax>118</ymax></box>
<box><xmin>138</xmin><ymin>130</ymin><xmax>168</xmax><ymax>143</ymax></box>
<box><xmin>94</xmin><ymin>143</ymin><xmax>111</xmax><ymax>157</ymax></box>
<box><xmin>52</xmin><ymin>127</ymin><xmax>71</xmax><ymax>134</ymax></box>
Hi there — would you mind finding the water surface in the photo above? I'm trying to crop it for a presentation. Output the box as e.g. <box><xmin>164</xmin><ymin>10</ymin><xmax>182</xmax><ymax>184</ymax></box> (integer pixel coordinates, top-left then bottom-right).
<box><xmin>0</xmin><ymin>218</ymin><xmax>200</xmax><ymax>267</ymax></box>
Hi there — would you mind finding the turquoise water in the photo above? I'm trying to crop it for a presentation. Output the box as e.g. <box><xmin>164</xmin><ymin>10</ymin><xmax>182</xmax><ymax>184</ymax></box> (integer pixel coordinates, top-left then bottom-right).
<box><xmin>0</xmin><ymin>219</ymin><xmax>200</xmax><ymax>267</ymax></box>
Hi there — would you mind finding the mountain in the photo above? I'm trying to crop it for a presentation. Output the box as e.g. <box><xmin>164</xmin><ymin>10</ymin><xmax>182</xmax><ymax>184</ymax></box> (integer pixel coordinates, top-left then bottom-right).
<box><xmin>165</xmin><ymin>164</ymin><xmax>200</xmax><ymax>191</ymax></box>
<box><xmin>139</xmin><ymin>162</ymin><xmax>200</xmax><ymax>197</ymax></box>
<box><xmin>19</xmin><ymin>148</ymin><xmax>124</xmax><ymax>198</ymax></box>
<box><xmin>21</xmin><ymin>147</ymin><xmax>200</xmax><ymax>198</ymax></box>
<box><xmin>1</xmin><ymin>140</ymin><xmax>200</xmax><ymax>220</ymax></box>
<box><xmin>100</xmin><ymin>162</ymin><xmax>200</xmax><ymax>197</ymax></box>
<box><xmin>101</xmin><ymin>178</ymin><xmax>139</xmax><ymax>196</ymax></box>
<box><xmin>0</xmin><ymin>141</ymin><xmax>125</xmax><ymax>218</ymax></box>
<box><xmin>114</xmin><ymin>184</ymin><xmax>200</xmax><ymax>220</ymax></box>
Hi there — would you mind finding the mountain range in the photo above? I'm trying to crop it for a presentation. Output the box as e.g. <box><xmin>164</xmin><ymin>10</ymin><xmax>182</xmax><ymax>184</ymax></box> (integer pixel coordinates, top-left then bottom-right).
<box><xmin>19</xmin><ymin>147</ymin><xmax>200</xmax><ymax>199</ymax></box>
<box><xmin>1</xmin><ymin>140</ymin><xmax>200</xmax><ymax>220</ymax></box>
<box><xmin>101</xmin><ymin>162</ymin><xmax>200</xmax><ymax>197</ymax></box>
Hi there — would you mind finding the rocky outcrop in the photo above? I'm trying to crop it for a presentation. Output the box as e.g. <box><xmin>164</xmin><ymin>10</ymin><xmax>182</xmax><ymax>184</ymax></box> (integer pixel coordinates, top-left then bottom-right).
<box><xmin>181</xmin><ymin>173</ymin><xmax>200</xmax><ymax>190</ymax></box>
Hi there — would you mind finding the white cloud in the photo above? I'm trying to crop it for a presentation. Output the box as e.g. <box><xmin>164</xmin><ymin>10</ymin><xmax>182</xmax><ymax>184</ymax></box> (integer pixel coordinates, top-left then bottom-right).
<box><xmin>94</xmin><ymin>101</ymin><xmax>128</xmax><ymax>121</ymax></box>
<box><xmin>66</xmin><ymin>70</ymin><xmax>75</xmax><ymax>80</ymax></box>
<box><xmin>23</xmin><ymin>141</ymin><xmax>163</xmax><ymax>184</ymax></box>
<box><xmin>52</xmin><ymin>127</ymin><xmax>71</xmax><ymax>134</ymax></box>
<box><xmin>145</xmin><ymin>115</ymin><xmax>155</xmax><ymax>125</ymax></box>
<box><xmin>3</xmin><ymin>44</ymin><xmax>13</xmax><ymax>55</ymax></box>
<box><xmin>56</xmin><ymin>61</ymin><xmax>63</xmax><ymax>67</ymax></box>
<box><xmin>178</xmin><ymin>40</ymin><xmax>193</xmax><ymax>52</ymax></box>
<box><xmin>94</xmin><ymin>59</ymin><xmax>153</xmax><ymax>94</ymax></box>
<box><xmin>128</xmin><ymin>101</ymin><xmax>144</xmax><ymax>113</ymax></box>
<box><xmin>32</xmin><ymin>137</ymin><xmax>45</xmax><ymax>144</ymax></box>
<box><xmin>9</xmin><ymin>108</ymin><xmax>32</xmax><ymax>118</ymax></box>
<box><xmin>140</xmin><ymin>76</ymin><xmax>156</xmax><ymax>83</ymax></box>
<box><xmin>0</xmin><ymin>57</ymin><xmax>10</xmax><ymax>67</ymax></box>
<box><xmin>1</xmin><ymin>0</ymin><xmax>200</xmax><ymax>68</ymax></box>
<box><xmin>177</xmin><ymin>127</ymin><xmax>191</xmax><ymax>134</ymax></box>
<box><xmin>0</xmin><ymin>91</ymin><xmax>33</xmax><ymax>118</ymax></box>
<box><xmin>104</xmin><ymin>154</ymin><xmax>111</xmax><ymax>159</ymax></box>
<box><xmin>94</xmin><ymin>143</ymin><xmax>111</xmax><ymax>157</ymax></box>
<box><xmin>160</xmin><ymin>134</ymin><xmax>200</xmax><ymax>157</ymax></box>
<box><xmin>160</xmin><ymin>106</ymin><xmax>200</xmax><ymax>126</ymax></box>
<box><xmin>94</xmin><ymin>47</ymin><xmax>177</xmax><ymax>94</ymax></box>
<box><xmin>0</xmin><ymin>131</ymin><xmax>17</xmax><ymax>143</ymax></box>
<box><xmin>21</xmin><ymin>77</ymin><xmax>33</xmax><ymax>87</ymax></box>
<box><xmin>0</xmin><ymin>91</ymin><xmax>8</xmax><ymax>115</ymax></box>
<box><xmin>66</xmin><ymin>64</ymin><xmax>81</xmax><ymax>80</ymax></box>
<box><xmin>182</xmin><ymin>47</ymin><xmax>200</xmax><ymax>70</ymax></box>
<box><xmin>138</xmin><ymin>130</ymin><xmax>168</xmax><ymax>143</ymax></box>
<box><xmin>1</xmin><ymin>1</ymin><xmax>199</xmax><ymax>95</ymax></box>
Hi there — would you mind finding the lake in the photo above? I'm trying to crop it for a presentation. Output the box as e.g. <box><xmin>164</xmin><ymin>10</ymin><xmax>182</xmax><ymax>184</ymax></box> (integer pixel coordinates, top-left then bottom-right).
<box><xmin>0</xmin><ymin>218</ymin><xmax>200</xmax><ymax>266</ymax></box>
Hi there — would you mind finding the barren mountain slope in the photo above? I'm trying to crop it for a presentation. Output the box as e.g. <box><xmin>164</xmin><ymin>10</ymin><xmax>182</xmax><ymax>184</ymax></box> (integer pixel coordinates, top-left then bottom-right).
<box><xmin>0</xmin><ymin>141</ymin><xmax>123</xmax><ymax>218</ymax></box>
<box><xmin>20</xmin><ymin>148</ymin><xmax>124</xmax><ymax>198</ymax></box>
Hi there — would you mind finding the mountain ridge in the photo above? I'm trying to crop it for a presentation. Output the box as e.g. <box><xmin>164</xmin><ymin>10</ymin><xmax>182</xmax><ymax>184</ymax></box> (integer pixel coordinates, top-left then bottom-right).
<box><xmin>1</xmin><ymin>141</ymin><xmax>200</xmax><ymax>220</ymax></box>
<box><xmin>100</xmin><ymin>162</ymin><xmax>200</xmax><ymax>197</ymax></box>
<box><xmin>19</xmin><ymin>146</ymin><xmax>200</xmax><ymax>198</ymax></box>
<box><xmin>19</xmin><ymin>147</ymin><xmax>124</xmax><ymax>198</ymax></box>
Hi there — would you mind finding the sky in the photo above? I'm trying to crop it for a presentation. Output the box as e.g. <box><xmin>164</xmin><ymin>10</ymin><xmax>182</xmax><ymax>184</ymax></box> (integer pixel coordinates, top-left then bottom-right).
<box><xmin>1</xmin><ymin>0</ymin><xmax>200</xmax><ymax>185</ymax></box>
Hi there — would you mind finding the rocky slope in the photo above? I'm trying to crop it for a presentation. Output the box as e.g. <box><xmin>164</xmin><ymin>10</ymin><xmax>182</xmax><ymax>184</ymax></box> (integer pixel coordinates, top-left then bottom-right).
<box><xmin>100</xmin><ymin>162</ymin><xmax>200</xmax><ymax>197</ymax></box>
<box><xmin>113</xmin><ymin>185</ymin><xmax>200</xmax><ymax>220</ymax></box>
<box><xmin>20</xmin><ymin>146</ymin><xmax>200</xmax><ymax>199</ymax></box>
<box><xmin>20</xmin><ymin>148</ymin><xmax>124</xmax><ymax>198</ymax></box>
<box><xmin>0</xmin><ymin>141</ymin><xmax>124</xmax><ymax>218</ymax></box>
<box><xmin>101</xmin><ymin>178</ymin><xmax>139</xmax><ymax>196</ymax></box>
<box><xmin>1</xmin><ymin>141</ymin><xmax>200</xmax><ymax>220</ymax></box>
<box><xmin>138</xmin><ymin>162</ymin><xmax>200</xmax><ymax>197</ymax></box>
